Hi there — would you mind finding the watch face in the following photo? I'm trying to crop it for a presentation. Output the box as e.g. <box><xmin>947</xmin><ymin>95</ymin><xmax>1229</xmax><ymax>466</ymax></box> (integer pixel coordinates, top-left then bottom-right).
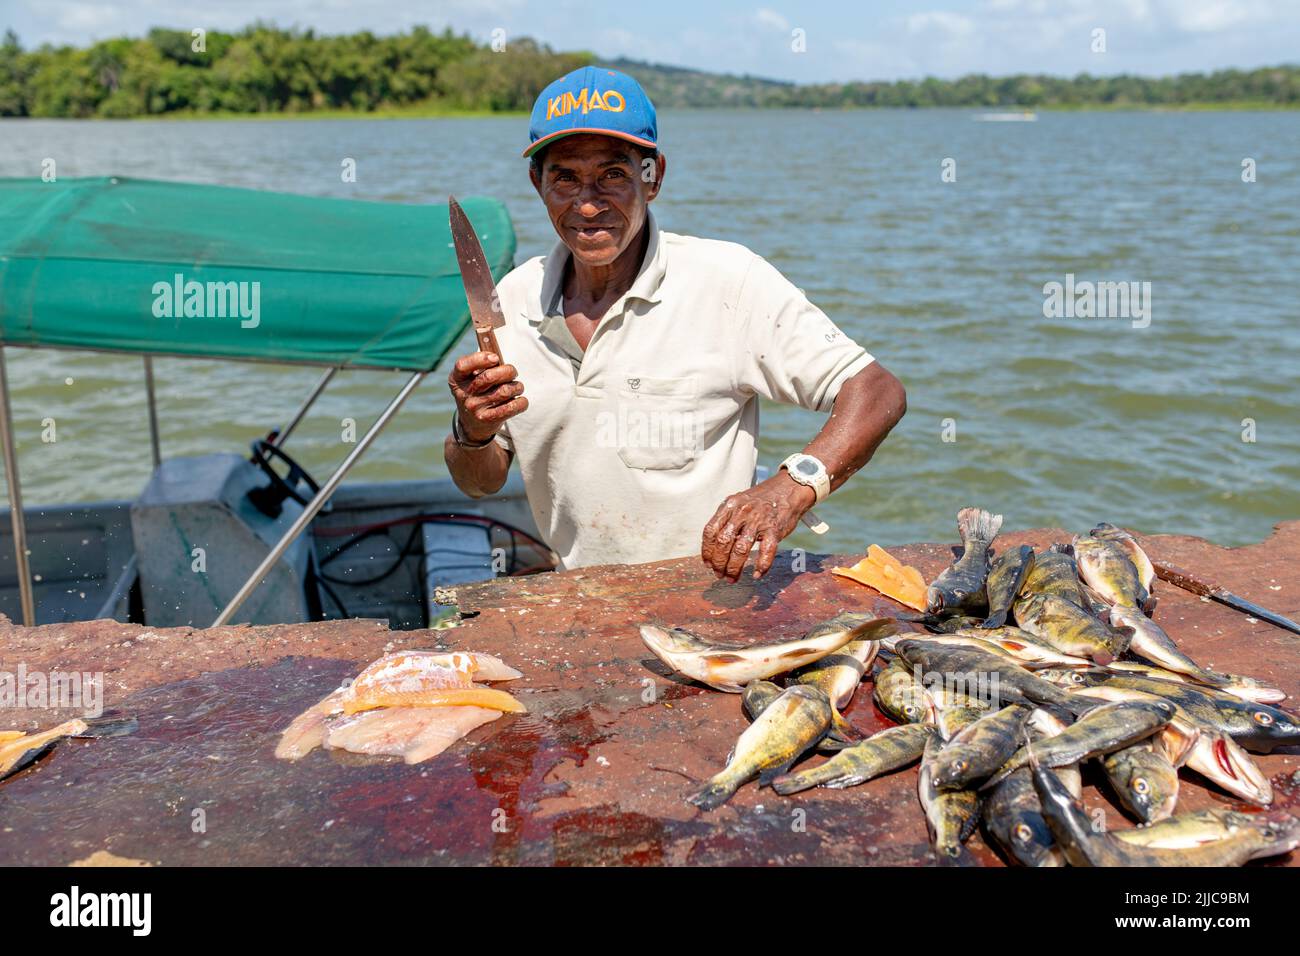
<box><xmin>795</xmin><ymin>458</ymin><xmax>819</xmax><ymax>477</ymax></box>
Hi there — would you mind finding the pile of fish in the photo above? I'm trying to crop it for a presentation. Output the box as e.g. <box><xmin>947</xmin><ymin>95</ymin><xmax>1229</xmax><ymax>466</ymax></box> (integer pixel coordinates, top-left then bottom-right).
<box><xmin>276</xmin><ymin>650</ymin><xmax>525</xmax><ymax>765</ymax></box>
<box><xmin>640</xmin><ymin>509</ymin><xmax>1300</xmax><ymax>867</ymax></box>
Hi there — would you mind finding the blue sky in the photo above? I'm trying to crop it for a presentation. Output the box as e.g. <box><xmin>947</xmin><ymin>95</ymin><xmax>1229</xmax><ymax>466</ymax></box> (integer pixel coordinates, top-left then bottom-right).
<box><xmin>6</xmin><ymin>0</ymin><xmax>1299</xmax><ymax>82</ymax></box>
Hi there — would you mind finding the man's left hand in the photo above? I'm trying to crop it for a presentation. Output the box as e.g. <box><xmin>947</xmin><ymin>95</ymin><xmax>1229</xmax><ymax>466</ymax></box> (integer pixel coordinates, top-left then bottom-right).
<box><xmin>700</xmin><ymin>473</ymin><xmax>816</xmax><ymax>582</ymax></box>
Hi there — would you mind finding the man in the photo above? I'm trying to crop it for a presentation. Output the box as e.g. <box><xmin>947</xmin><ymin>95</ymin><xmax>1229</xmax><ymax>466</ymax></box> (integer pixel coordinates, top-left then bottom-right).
<box><xmin>445</xmin><ymin>66</ymin><xmax>905</xmax><ymax>583</ymax></box>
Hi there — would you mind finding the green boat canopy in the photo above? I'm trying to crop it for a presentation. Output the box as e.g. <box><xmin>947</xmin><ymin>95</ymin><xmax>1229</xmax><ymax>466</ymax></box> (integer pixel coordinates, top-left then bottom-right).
<box><xmin>0</xmin><ymin>177</ymin><xmax>516</xmax><ymax>371</ymax></box>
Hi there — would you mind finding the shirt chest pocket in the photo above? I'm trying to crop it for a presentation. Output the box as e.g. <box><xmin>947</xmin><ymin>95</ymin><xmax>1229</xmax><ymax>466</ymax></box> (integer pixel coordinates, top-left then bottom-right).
<box><xmin>609</xmin><ymin>376</ymin><xmax>700</xmax><ymax>471</ymax></box>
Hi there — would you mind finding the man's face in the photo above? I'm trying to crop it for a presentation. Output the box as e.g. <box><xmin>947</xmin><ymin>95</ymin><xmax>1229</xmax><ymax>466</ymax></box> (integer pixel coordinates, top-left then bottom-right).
<box><xmin>530</xmin><ymin>134</ymin><xmax>665</xmax><ymax>268</ymax></box>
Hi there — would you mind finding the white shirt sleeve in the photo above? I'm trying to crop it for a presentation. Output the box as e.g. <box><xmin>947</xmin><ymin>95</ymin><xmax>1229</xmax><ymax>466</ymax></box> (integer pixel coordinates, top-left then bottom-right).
<box><xmin>734</xmin><ymin>254</ymin><xmax>874</xmax><ymax>413</ymax></box>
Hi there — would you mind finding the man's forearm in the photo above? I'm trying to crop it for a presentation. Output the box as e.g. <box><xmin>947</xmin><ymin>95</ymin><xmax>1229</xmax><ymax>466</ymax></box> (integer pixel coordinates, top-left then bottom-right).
<box><xmin>803</xmin><ymin>361</ymin><xmax>907</xmax><ymax>493</ymax></box>
<box><xmin>444</xmin><ymin>433</ymin><xmax>512</xmax><ymax>498</ymax></box>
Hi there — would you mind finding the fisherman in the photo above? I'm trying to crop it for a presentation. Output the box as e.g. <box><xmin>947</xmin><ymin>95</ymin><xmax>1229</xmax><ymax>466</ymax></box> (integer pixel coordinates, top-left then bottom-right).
<box><xmin>445</xmin><ymin>66</ymin><xmax>906</xmax><ymax>582</ymax></box>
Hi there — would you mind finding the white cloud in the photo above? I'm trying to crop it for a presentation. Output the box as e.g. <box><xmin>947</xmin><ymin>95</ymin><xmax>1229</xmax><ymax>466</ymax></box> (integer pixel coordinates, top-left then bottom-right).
<box><xmin>755</xmin><ymin>9</ymin><xmax>790</xmax><ymax>32</ymax></box>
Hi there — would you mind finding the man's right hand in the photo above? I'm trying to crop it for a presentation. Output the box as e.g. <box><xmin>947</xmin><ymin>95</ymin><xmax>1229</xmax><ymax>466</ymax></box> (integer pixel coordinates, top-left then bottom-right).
<box><xmin>448</xmin><ymin>351</ymin><xmax>528</xmax><ymax>443</ymax></box>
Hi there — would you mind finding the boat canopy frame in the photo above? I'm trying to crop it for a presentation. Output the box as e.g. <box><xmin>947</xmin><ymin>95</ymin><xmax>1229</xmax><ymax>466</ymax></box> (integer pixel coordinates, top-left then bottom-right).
<box><xmin>0</xmin><ymin>177</ymin><xmax>517</xmax><ymax>626</ymax></box>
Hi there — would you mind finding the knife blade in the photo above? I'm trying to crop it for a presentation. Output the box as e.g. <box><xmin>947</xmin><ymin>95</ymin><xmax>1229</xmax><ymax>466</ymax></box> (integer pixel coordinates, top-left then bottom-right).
<box><xmin>1152</xmin><ymin>558</ymin><xmax>1300</xmax><ymax>637</ymax></box>
<box><xmin>449</xmin><ymin>195</ymin><xmax>505</xmax><ymax>360</ymax></box>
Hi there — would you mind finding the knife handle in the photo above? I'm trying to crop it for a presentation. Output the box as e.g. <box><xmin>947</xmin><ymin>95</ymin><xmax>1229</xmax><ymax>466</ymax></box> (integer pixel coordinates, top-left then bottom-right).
<box><xmin>475</xmin><ymin>325</ymin><xmax>502</xmax><ymax>362</ymax></box>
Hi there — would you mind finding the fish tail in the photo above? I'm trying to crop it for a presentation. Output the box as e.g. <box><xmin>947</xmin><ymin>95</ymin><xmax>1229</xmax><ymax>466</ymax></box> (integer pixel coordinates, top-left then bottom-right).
<box><xmin>956</xmin><ymin>507</ymin><xmax>1003</xmax><ymax>546</ymax></box>
<box><xmin>687</xmin><ymin>777</ymin><xmax>738</xmax><ymax>811</ymax></box>
<box><xmin>771</xmin><ymin>770</ymin><xmax>818</xmax><ymax>796</ymax></box>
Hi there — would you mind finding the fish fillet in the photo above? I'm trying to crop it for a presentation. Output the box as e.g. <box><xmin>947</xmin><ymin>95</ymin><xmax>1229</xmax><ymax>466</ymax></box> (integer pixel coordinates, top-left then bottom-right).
<box><xmin>274</xmin><ymin>688</ymin><xmax>347</xmax><ymax>760</ymax></box>
<box><xmin>323</xmin><ymin>706</ymin><xmax>501</xmax><ymax>764</ymax></box>
<box><xmin>341</xmin><ymin>685</ymin><xmax>526</xmax><ymax>715</ymax></box>
<box><xmin>0</xmin><ymin>718</ymin><xmax>89</xmax><ymax>777</ymax></box>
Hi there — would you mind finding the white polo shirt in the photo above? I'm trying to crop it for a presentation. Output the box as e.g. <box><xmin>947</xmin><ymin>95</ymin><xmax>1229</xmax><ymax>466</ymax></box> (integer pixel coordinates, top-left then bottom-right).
<box><xmin>492</xmin><ymin>210</ymin><xmax>874</xmax><ymax>569</ymax></box>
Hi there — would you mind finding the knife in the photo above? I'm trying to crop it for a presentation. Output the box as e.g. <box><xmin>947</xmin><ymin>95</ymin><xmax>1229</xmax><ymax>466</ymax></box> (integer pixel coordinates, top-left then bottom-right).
<box><xmin>1152</xmin><ymin>558</ymin><xmax>1300</xmax><ymax>637</ymax></box>
<box><xmin>449</xmin><ymin>196</ymin><xmax>506</xmax><ymax>360</ymax></box>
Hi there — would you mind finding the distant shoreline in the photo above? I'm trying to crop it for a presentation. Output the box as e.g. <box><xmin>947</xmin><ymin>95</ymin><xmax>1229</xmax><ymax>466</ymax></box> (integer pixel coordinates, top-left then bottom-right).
<box><xmin>2</xmin><ymin>100</ymin><xmax>1294</xmax><ymax>123</ymax></box>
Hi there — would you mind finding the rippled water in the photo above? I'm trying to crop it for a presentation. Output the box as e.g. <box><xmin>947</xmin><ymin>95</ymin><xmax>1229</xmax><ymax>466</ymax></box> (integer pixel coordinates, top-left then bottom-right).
<box><xmin>1</xmin><ymin>110</ymin><xmax>1297</xmax><ymax>551</ymax></box>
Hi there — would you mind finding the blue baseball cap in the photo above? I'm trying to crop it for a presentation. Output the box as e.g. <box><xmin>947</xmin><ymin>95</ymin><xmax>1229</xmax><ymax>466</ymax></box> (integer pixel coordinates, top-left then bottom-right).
<box><xmin>523</xmin><ymin>66</ymin><xmax>657</xmax><ymax>158</ymax></box>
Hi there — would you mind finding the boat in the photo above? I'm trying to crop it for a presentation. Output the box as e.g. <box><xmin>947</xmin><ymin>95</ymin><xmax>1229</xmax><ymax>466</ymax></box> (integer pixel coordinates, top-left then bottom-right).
<box><xmin>0</xmin><ymin>176</ymin><xmax>555</xmax><ymax>630</ymax></box>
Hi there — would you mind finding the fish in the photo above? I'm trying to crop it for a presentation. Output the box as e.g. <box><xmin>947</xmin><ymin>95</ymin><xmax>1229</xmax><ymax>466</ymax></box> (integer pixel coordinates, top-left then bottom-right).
<box><xmin>322</xmin><ymin>705</ymin><xmax>501</xmax><ymax>764</ymax></box>
<box><xmin>983</xmin><ymin>768</ymin><xmax>1064</xmax><ymax>867</ymax></box>
<box><xmin>1072</xmin><ymin>534</ymin><xmax>1148</xmax><ymax>609</ymax></box>
<box><xmin>981</xmin><ymin>545</ymin><xmax>1035</xmax><ymax>628</ymax></box>
<box><xmin>893</xmin><ymin>638</ymin><xmax>1101</xmax><ymax>716</ymax></box>
<box><xmin>1031</xmin><ymin>753</ymin><xmax>1300</xmax><ymax>866</ymax></box>
<box><xmin>790</xmin><ymin>653</ymin><xmax>865</xmax><ymax>711</ymax></box>
<box><xmin>945</xmin><ymin>628</ymin><xmax>1094</xmax><ymax>670</ymax></box>
<box><xmin>1185</xmin><ymin>730</ymin><xmax>1273</xmax><ymax>806</ymax></box>
<box><xmin>1090</xmin><ymin>523</ymin><xmax>1156</xmax><ymax>597</ymax></box>
<box><xmin>1013</xmin><ymin>591</ymin><xmax>1127</xmax><ymax>665</ymax></box>
<box><xmin>1074</xmin><ymin>671</ymin><xmax>1300</xmax><ymax>752</ymax></box>
<box><xmin>1102</xmin><ymin>741</ymin><xmax>1179</xmax><ymax>824</ymax></box>
<box><xmin>771</xmin><ymin>723</ymin><xmax>933</xmax><ymax>794</ymax></box>
<box><xmin>927</xmin><ymin>704</ymin><xmax>1030</xmax><ymax>790</ymax></box>
<box><xmin>1107</xmin><ymin>605</ymin><xmax>1247</xmax><ymax>694</ymax></box>
<box><xmin>1106</xmin><ymin>658</ymin><xmax>1286</xmax><ymax>705</ymax></box>
<box><xmin>1062</xmin><ymin>684</ymin><xmax>1201</xmax><ymax>768</ymax></box>
<box><xmin>688</xmin><ymin>684</ymin><xmax>834</xmax><ymax>811</ymax></box>
<box><xmin>918</xmin><ymin>733</ymin><xmax>980</xmax><ymax>864</ymax></box>
<box><xmin>741</xmin><ymin>680</ymin><xmax>784</xmax><ymax>720</ymax></box>
<box><xmin>1110</xmin><ymin>809</ymin><xmax>1297</xmax><ymax>855</ymax></box>
<box><xmin>1017</xmin><ymin>545</ymin><xmax>1089</xmax><ymax>609</ymax></box>
<box><xmin>872</xmin><ymin>657</ymin><xmax>935</xmax><ymax>725</ymax></box>
<box><xmin>0</xmin><ymin>717</ymin><xmax>137</xmax><ymax>781</ymax></box>
<box><xmin>982</xmin><ymin>709</ymin><xmax>1083</xmax><ymax>867</ymax></box>
<box><xmin>925</xmin><ymin>686</ymin><xmax>993</xmax><ymax>741</ymax></box>
<box><xmin>984</xmin><ymin>700</ymin><xmax>1174</xmax><ymax>789</ymax></box>
<box><xmin>1023</xmin><ymin>708</ymin><xmax>1084</xmax><ymax>799</ymax></box>
<box><xmin>926</xmin><ymin>507</ymin><xmax>1003</xmax><ymax>614</ymax></box>
<box><xmin>640</xmin><ymin>613</ymin><xmax>877</xmax><ymax>693</ymax></box>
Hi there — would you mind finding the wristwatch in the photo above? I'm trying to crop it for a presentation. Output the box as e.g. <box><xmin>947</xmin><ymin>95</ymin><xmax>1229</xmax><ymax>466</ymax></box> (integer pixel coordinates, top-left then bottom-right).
<box><xmin>451</xmin><ymin>411</ymin><xmax>496</xmax><ymax>450</ymax></box>
<box><xmin>780</xmin><ymin>453</ymin><xmax>831</xmax><ymax>504</ymax></box>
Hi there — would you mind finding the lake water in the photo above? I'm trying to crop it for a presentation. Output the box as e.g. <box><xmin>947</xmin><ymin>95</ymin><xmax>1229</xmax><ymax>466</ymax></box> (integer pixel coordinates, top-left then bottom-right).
<box><xmin>1</xmin><ymin>110</ymin><xmax>1297</xmax><ymax>553</ymax></box>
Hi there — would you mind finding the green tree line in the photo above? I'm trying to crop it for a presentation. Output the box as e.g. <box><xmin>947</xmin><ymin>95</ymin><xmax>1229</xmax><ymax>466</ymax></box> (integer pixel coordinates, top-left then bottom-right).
<box><xmin>1</xmin><ymin>24</ymin><xmax>1296</xmax><ymax>118</ymax></box>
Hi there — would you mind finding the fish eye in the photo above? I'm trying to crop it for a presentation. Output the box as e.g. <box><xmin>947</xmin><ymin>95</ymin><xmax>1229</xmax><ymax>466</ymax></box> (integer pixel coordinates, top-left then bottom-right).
<box><xmin>1013</xmin><ymin>823</ymin><xmax>1033</xmax><ymax>843</ymax></box>
<box><xmin>904</xmin><ymin>705</ymin><xmax>917</xmax><ymax>718</ymax></box>
<box><xmin>1133</xmin><ymin>777</ymin><xmax>1149</xmax><ymax>795</ymax></box>
<box><xmin>1253</xmin><ymin>711</ymin><xmax>1274</xmax><ymax>725</ymax></box>
<box><xmin>955</xmin><ymin>759</ymin><xmax>969</xmax><ymax>773</ymax></box>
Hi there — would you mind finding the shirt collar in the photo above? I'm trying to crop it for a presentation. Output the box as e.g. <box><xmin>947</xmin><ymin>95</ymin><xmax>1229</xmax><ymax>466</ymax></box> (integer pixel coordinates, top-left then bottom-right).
<box><xmin>528</xmin><ymin>209</ymin><xmax>666</xmax><ymax>325</ymax></box>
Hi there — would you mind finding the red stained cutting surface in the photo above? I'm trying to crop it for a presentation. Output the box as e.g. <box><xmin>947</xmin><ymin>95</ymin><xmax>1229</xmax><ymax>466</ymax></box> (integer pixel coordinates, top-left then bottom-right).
<box><xmin>0</xmin><ymin>522</ymin><xmax>1297</xmax><ymax>866</ymax></box>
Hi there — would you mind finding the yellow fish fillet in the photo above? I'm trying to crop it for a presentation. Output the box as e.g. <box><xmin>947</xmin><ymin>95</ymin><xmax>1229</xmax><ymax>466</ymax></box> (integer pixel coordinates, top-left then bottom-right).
<box><xmin>831</xmin><ymin>545</ymin><xmax>928</xmax><ymax>611</ymax></box>
<box><xmin>323</xmin><ymin>706</ymin><xmax>502</xmax><ymax>764</ymax></box>
<box><xmin>342</xmin><ymin>685</ymin><xmax>526</xmax><ymax>715</ymax></box>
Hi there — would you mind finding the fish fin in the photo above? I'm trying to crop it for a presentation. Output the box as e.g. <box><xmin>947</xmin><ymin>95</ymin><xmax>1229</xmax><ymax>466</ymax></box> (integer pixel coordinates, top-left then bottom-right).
<box><xmin>74</xmin><ymin>716</ymin><xmax>139</xmax><ymax>738</ymax></box>
<box><xmin>686</xmin><ymin>779</ymin><xmax>737</xmax><ymax>811</ymax></box>
<box><xmin>979</xmin><ymin>610</ymin><xmax>1008</xmax><ymax>628</ymax></box>
<box><xmin>770</xmin><ymin>773</ymin><xmax>806</xmax><ymax>796</ymax></box>
<box><xmin>829</xmin><ymin>709</ymin><xmax>862</xmax><ymax>743</ymax></box>
<box><xmin>956</xmin><ymin>507</ymin><xmax>1003</xmax><ymax>546</ymax></box>
<box><xmin>758</xmin><ymin>758</ymin><xmax>802</xmax><ymax>788</ymax></box>
<box><xmin>1142</xmin><ymin>595</ymin><xmax>1158</xmax><ymax>616</ymax></box>
<box><xmin>818</xmin><ymin>737</ymin><xmax>853</xmax><ymax>753</ymax></box>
